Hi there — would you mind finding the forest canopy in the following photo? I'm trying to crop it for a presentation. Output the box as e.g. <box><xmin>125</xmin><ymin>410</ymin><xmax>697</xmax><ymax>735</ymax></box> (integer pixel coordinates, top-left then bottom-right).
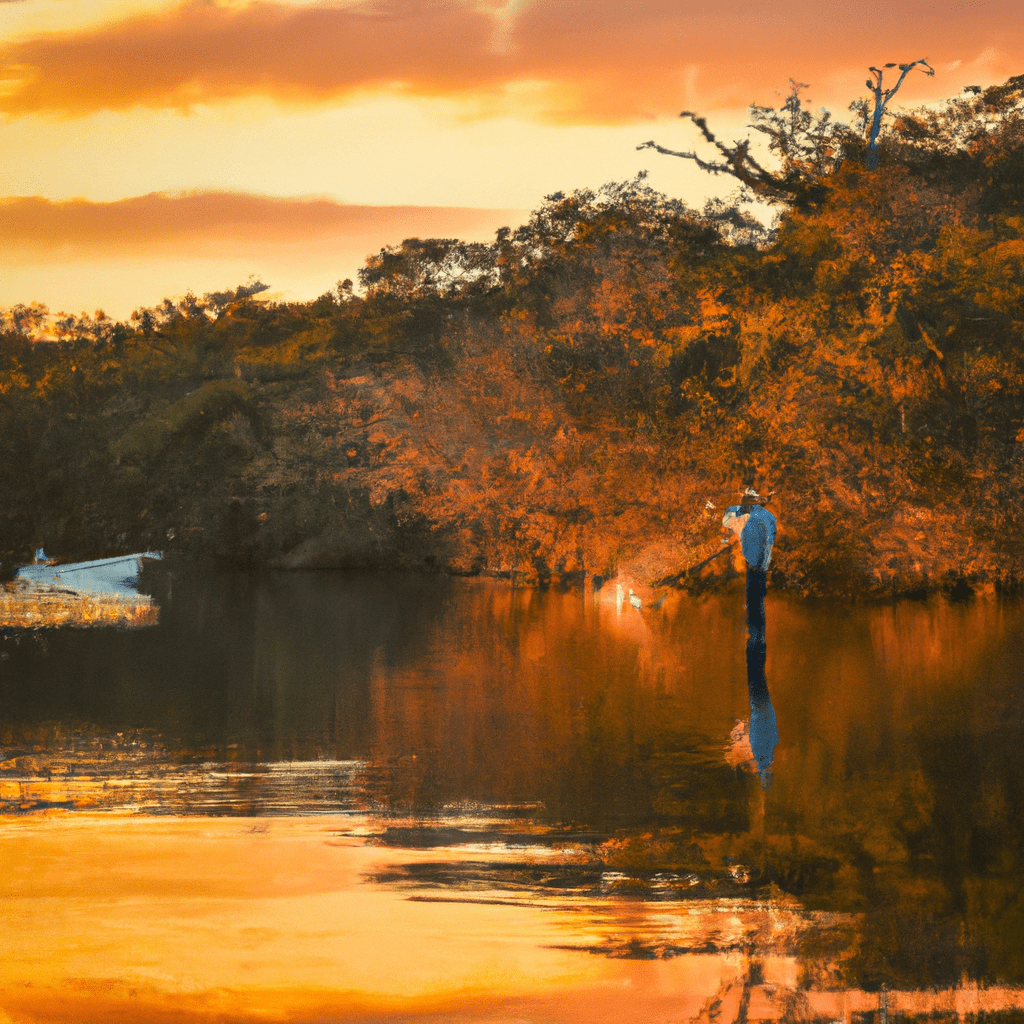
<box><xmin>2</xmin><ymin>74</ymin><xmax>1023</xmax><ymax>597</ymax></box>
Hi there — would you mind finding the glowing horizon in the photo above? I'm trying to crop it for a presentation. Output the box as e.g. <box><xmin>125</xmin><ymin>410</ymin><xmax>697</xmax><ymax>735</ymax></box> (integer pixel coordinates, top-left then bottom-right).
<box><xmin>1</xmin><ymin>0</ymin><xmax>1020</xmax><ymax>316</ymax></box>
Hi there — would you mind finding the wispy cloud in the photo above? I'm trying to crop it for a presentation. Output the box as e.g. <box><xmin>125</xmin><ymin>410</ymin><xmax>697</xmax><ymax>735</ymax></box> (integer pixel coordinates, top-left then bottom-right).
<box><xmin>0</xmin><ymin>0</ymin><xmax>1020</xmax><ymax>122</ymax></box>
<box><xmin>0</xmin><ymin>191</ymin><xmax>528</xmax><ymax>262</ymax></box>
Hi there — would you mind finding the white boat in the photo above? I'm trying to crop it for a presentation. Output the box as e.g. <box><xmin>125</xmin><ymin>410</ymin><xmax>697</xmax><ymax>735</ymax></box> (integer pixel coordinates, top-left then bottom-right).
<box><xmin>15</xmin><ymin>552</ymin><xmax>162</xmax><ymax>598</ymax></box>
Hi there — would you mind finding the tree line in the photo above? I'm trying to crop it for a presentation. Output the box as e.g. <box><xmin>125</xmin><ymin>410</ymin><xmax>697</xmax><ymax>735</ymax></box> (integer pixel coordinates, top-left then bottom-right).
<box><xmin>1</xmin><ymin>73</ymin><xmax>1022</xmax><ymax>595</ymax></box>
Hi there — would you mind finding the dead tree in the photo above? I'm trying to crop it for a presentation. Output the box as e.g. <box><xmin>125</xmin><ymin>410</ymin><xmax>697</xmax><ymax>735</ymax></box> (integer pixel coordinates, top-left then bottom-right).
<box><xmin>861</xmin><ymin>59</ymin><xmax>935</xmax><ymax>168</ymax></box>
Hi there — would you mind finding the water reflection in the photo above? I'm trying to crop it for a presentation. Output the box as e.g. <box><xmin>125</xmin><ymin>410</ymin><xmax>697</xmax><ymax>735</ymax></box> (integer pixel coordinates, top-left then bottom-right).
<box><xmin>2</xmin><ymin>568</ymin><xmax>1024</xmax><ymax>994</ymax></box>
<box><xmin>743</xmin><ymin>560</ymin><xmax>778</xmax><ymax>790</ymax></box>
<box><xmin>746</xmin><ymin>636</ymin><xmax>778</xmax><ymax>790</ymax></box>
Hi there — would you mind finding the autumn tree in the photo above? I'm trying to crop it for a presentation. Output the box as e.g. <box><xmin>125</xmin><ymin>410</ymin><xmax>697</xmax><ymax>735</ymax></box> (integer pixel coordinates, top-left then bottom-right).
<box><xmin>358</xmin><ymin>238</ymin><xmax>498</xmax><ymax>299</ymax></box>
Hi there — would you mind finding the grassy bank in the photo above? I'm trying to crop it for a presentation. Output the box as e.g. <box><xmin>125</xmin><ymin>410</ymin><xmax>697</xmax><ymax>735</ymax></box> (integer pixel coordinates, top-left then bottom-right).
<box><xmin>0</xmin><ymin>582</ymin><xmax>158</xmax><ymax>629</ymax></box>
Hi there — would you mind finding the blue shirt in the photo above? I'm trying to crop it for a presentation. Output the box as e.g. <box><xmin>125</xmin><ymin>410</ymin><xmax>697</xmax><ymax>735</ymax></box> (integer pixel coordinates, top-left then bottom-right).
<box><xmin>726</xmin><ymin>505</ymin><xmax>776</xmax><ymax>571</ymax></box>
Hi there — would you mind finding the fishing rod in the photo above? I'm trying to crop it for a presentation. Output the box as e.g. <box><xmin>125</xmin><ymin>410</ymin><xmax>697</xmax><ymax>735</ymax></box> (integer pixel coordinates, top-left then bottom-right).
<box><xmin>659</xmin><ymin>488</ymin><xmax>777</xmax><ymax>587</ymax></box>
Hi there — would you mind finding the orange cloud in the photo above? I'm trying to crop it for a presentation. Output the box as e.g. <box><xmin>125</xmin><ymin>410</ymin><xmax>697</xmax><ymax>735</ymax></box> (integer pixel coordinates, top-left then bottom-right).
<box><xmin>0</xmin><ymin>0</ymin><xmax>1021</xmax><ymax>122</ymax></box>
<box><xmin>0</xmin><ymin>191</ymin><xmax>530</xmax><ymax>316</ymax></box>
<box><xmin>0</xmin><ymin>191</ymin><xmax>527</xmax><ymax>262</ymax></box>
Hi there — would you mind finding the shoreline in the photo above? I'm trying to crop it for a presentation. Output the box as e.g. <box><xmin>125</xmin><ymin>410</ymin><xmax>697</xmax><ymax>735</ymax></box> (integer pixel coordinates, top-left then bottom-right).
<box><xmin>0</xmin><ymin>579</ymin><xmax>158</xmax><ymax>629</ymax></box>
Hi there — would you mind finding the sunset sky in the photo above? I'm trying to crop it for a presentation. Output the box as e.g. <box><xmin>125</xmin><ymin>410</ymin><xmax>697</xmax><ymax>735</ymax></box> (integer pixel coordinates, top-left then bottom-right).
<box><xmin>1</xmin><ymin>0</ymin><xmax>1021</xmax><ymax>318</ymax></box>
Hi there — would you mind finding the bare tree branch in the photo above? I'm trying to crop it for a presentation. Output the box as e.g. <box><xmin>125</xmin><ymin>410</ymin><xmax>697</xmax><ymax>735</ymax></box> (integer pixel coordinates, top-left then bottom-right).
<box><xmin>638</xmin><ymin>63</ymin><xmax>937</xmax><ymax>211</ymax></box>
<box><xmin>639</xmin><ymin>88</ymin><xmax>844</xmax><ymax>209</ymax></box>
<box><xmin>866</xmin><ymin>58</ymin><xmax>935</xmax><ymax>168</ymax></box>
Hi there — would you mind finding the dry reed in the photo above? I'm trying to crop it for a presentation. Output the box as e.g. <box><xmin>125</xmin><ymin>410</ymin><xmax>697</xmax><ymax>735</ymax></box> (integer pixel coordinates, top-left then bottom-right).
<box><xmin>0</xmin><ymin>581</ymin><xmax>158</xmax><ymax>628</ymax></box>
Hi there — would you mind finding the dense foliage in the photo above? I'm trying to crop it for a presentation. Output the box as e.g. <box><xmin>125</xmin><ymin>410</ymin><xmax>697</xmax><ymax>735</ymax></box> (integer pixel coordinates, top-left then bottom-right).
<box><xmin>3</xmin><ymin>76</ymin><xmax>1023</xmax><ymax>595</ymax></box>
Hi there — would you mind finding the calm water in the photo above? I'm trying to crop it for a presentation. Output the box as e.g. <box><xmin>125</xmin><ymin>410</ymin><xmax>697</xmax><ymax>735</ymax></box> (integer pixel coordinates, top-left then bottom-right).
<box><xmin>3</xmin><ymin>566</ymin><xmax>1024</xmax><ymax>997</ymax></box>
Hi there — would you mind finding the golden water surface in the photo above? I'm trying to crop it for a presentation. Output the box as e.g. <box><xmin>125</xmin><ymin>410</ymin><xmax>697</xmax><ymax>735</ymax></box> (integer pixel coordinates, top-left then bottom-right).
<box><xmin>2</xmin><ymin>572</ymin><xmax>1023</xmax><ymax>1021</ymax></box>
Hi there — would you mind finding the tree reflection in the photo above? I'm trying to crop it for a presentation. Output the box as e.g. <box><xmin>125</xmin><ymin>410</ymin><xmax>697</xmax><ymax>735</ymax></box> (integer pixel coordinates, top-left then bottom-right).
<box><xmin>6</xmin><ymin>572</ymin><xmax>1024</xmax><ymax>991</ymax></box>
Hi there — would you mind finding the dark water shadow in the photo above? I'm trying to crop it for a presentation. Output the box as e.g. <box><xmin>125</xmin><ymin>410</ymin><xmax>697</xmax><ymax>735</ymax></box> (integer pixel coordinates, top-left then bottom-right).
<box><xmin>3</xmin><ymin>570</ymin><xmax>1024</xmax><ymax>989</ymax></box>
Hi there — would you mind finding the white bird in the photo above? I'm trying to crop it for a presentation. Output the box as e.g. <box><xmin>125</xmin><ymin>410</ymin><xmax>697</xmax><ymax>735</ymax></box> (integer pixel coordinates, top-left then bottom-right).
<box><xmin>629</xmin><ymin>589</ymin><xmax>642</xmax><ymax>610</ymax></box>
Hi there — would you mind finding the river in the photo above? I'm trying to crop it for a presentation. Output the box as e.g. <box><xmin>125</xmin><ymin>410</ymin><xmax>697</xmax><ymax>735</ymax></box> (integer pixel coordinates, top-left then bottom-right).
<box><xmin>1</xmin><ymin>568</ymin><xmax>1023</xmax><ymax>1021</ymax></box>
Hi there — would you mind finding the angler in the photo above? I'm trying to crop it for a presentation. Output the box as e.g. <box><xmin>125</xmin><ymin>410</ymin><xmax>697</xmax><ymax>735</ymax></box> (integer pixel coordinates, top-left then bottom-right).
<box><xmin>721</xmin><ymin>501</ymin><xmax>777</xmax><ymax>644</ymax></box>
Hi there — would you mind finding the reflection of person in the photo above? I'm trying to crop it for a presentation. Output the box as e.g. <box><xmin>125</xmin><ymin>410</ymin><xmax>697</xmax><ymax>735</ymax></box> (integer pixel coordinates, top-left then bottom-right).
<box><xmin>723</xmin><ymin>502</ymin><xmax>778</xmax><ymax>789</ymax></box>
<box><xmin>746</xmin><ymin>635</ymin><xmax>778</xmax><ymax>789</ymax></box>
